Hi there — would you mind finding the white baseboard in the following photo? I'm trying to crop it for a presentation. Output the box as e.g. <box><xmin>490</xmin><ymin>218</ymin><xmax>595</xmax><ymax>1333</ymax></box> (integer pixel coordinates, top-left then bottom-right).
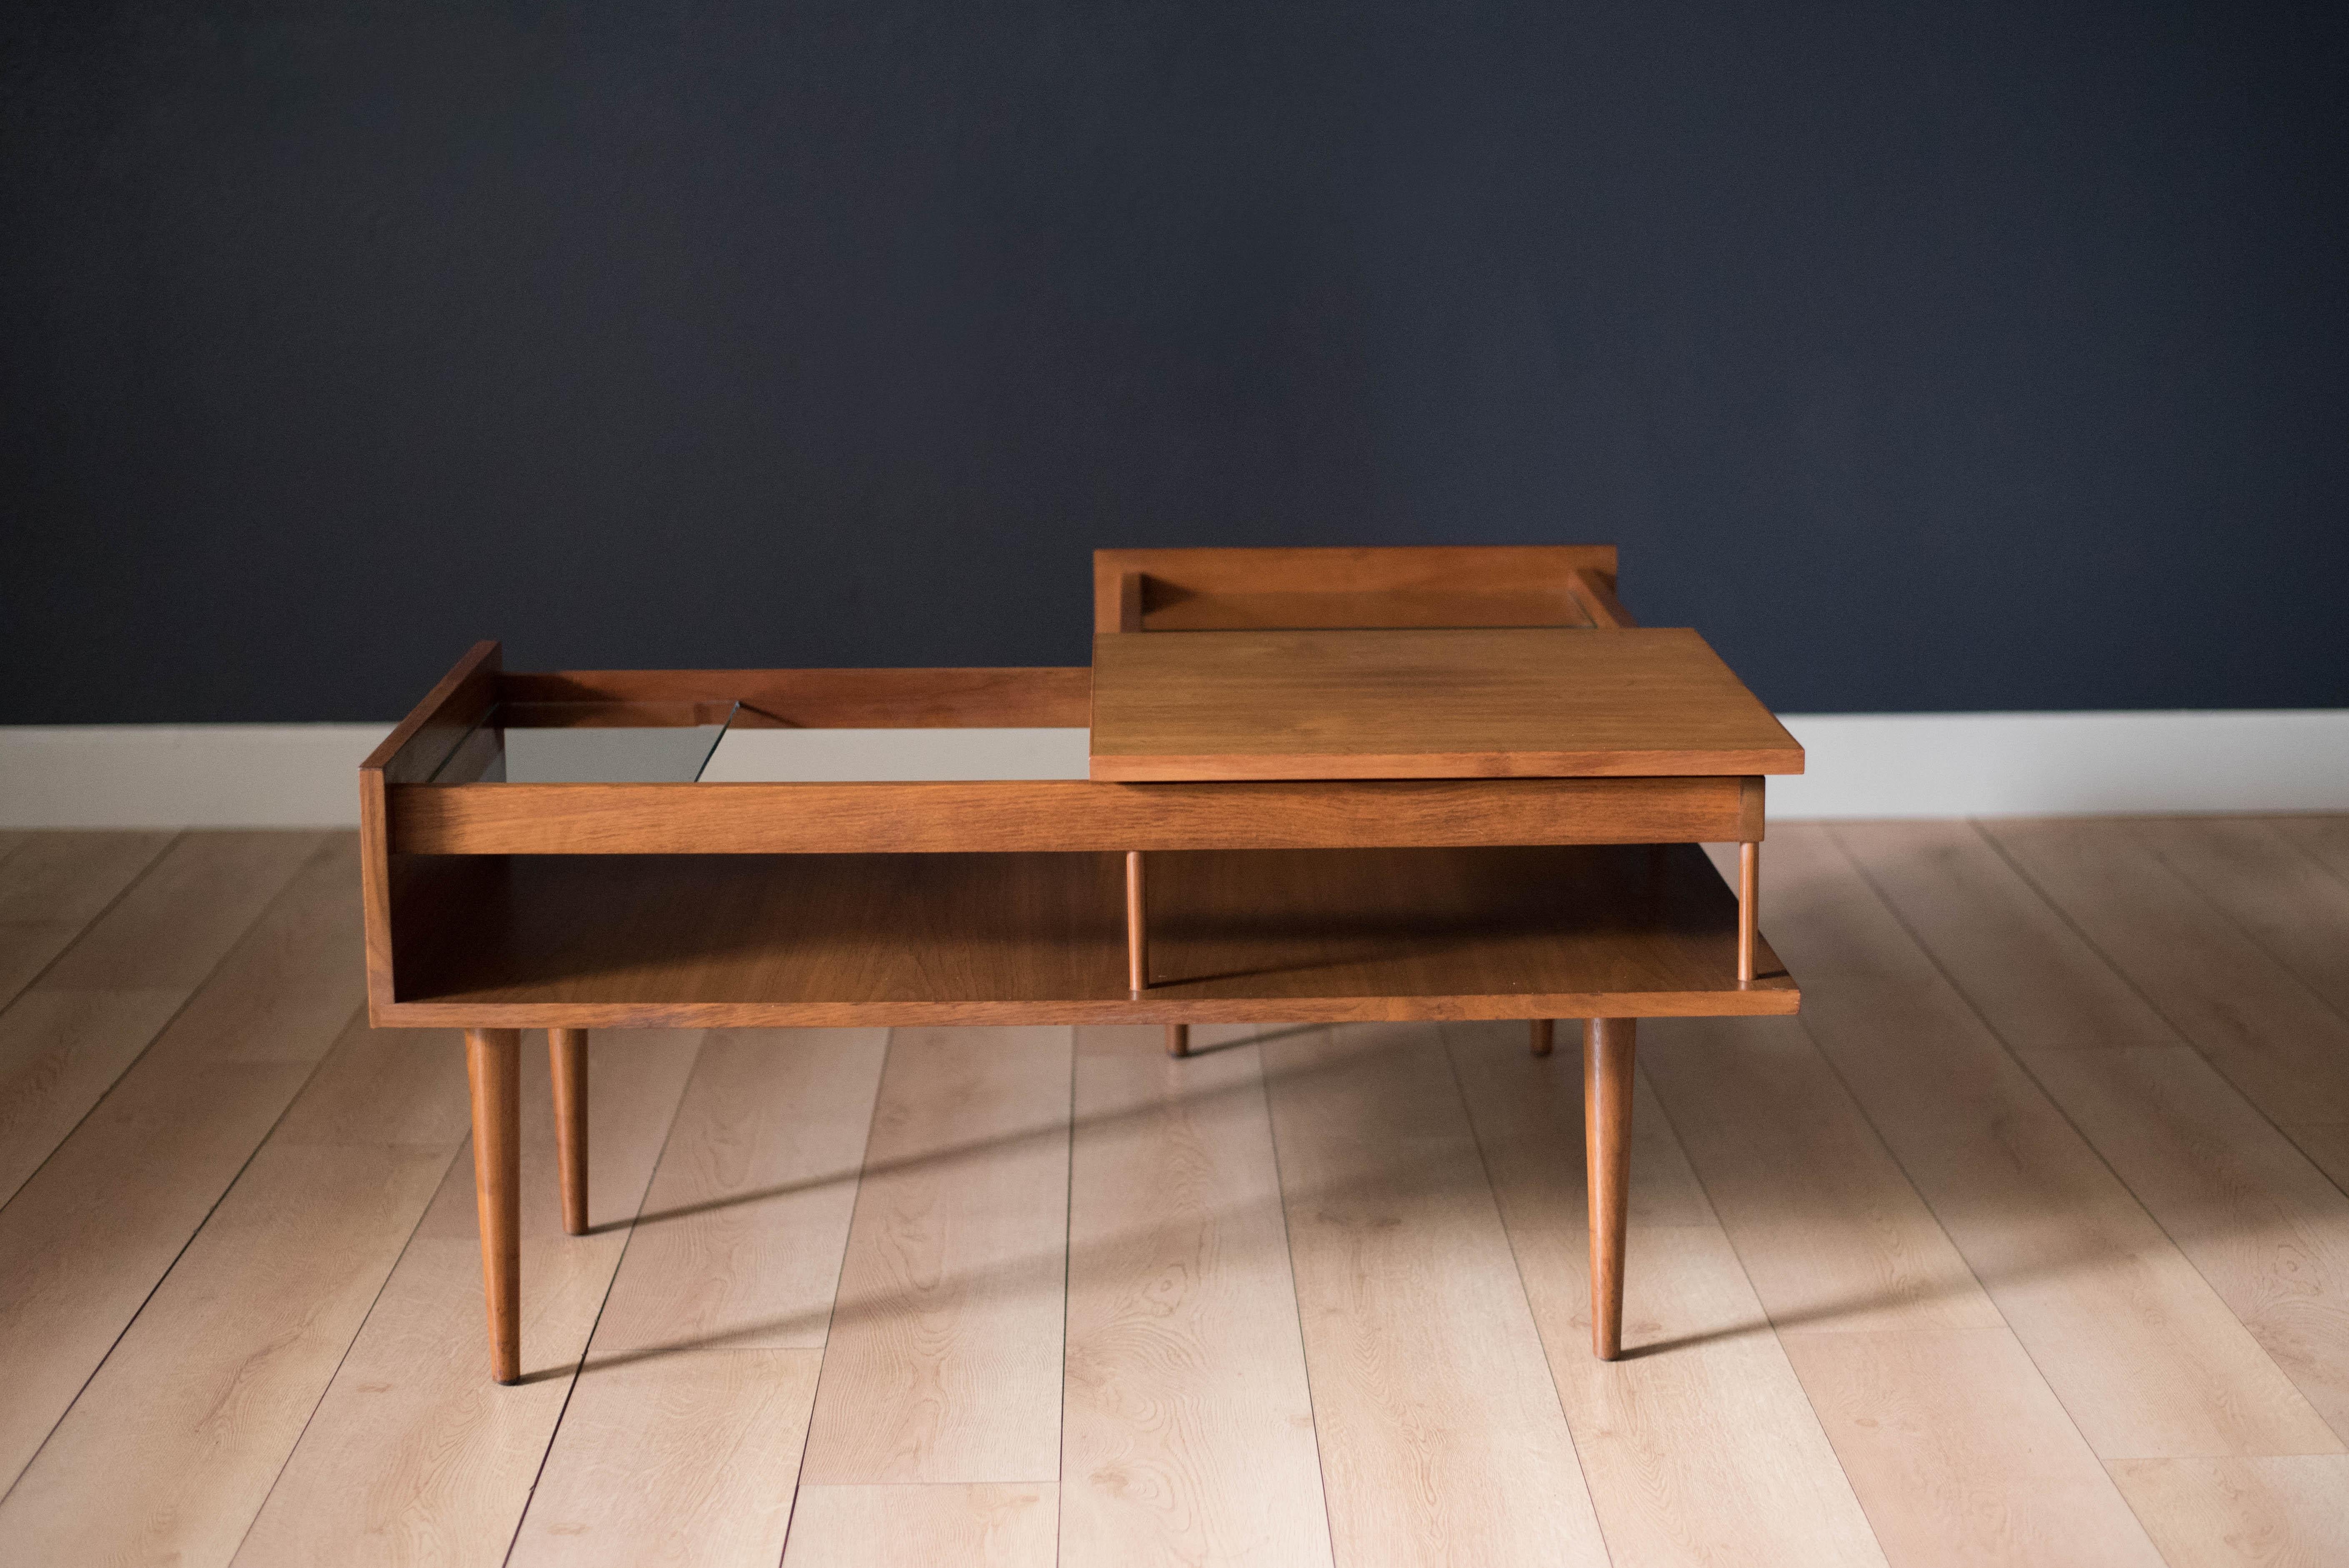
<box><xmin>1766</xmin><ymin>710</ymin><xmax>2349</xmax><ymax>819</ymax></box>
<box><xmin>0</xmin><ymin>725</ymin><xmax>392</xmax><ymax>829</ymax></box>
<box><xmin>1</xmin><ymin>711</ymin><xmax>2343</xmax><ymax>828</ymax></box>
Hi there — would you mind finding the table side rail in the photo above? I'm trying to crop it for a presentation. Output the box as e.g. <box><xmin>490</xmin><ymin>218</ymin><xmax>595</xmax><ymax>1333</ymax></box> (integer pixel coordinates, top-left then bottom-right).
<box><xmin>361</xmin><ymin>641</ymin><xmax>505</xmax><ymax>1017</ymax></box>
<box><xmin>499</xmin><ymin>666</ymin><xmax>1091</xmax><ymax>728</ymax></box>
<box><xmin>385</xmin><ymin>775</ymin><xmax>1763</xmax><ymax>855</ymax></box>
<box><xmin>363</xmin><ymin>641</ymin><xmax>505</xmax><ymax>782</ymax></box>
<box><xmin>1094</xmin><ymin>545</ymin><xmax>1622</xmax><ymax>635</ymax></box>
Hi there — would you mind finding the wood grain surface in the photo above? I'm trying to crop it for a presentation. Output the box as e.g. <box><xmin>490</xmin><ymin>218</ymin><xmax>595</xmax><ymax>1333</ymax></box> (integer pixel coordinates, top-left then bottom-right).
<box><xmin>798</xmin><ymin>1026</ymin><xmax>1073</xmax><ymax>1484</ymax></box>
<box><xmin>0</xmin><ymin>987</ymin><xmax>184</xmax><ymax>1202</ymax></box>
<box><xmin>0</xmin><ymin>831</ymin><xmax>337</xmax><ymax>1208</ymax></box>
<box><xmin>1088</xmin><ymin>626</ymin><xmax>1803</xmax><ymax>780</ymax></box>
<box><xmin>1784</xmin><ymin>1329</ymin><xmax>2168</xmax><ymax>1568</ymax></box>
<box><xmin>0</xmin><ymin>837</ymin><xmax>356</xmax><ymax>1486</ymax></box>
<box><xmin>2108</xmin><ymin>1455</ymin><xmax>2349</xmax><ymax>1566</ymax></box>
<box><xmin>1262</xmin><ymin>1021</ymin><xmax>1611</xmax><ymax>1565</ymax></box>
<box><xmin>0</xmin><ymin>1142</ymin><xmax>451</xmax><ymax>1564</ymax></box>
<box><xmin>1984</xmin><ymin>817</ymin><xmax>2349</xmax><ymax>1125</ymax></box>
<box><xmin>1447</xmin><ymin>1020</ymin><xmax>1887</xmax><ymax>1568</ymax></box>
<box><xmin>1779</xmin><ymin>825</ymin><xmax>2340</xmax><ymax>1459</ymax></box>
<box><xmin>2024</xmin><ymin>1044</ymin><xmax>2349</xmax><ymax>1446</ymax></box>
<box><xmin>782</xmin><ymin>1483</ymin><xmax>1058</xmax><ymax>1567</ymax></box>
<box><xmin>1827</xmin><ymin>821</ymin><xmax>2349</xmax><ymax>1447</ymax></box>
<box><xmin>510</xmin><ymin>1349</ymin><xmax>822</xmax><ymax>1568</ymax></box>
<box><xmin>1060</xmin><ymin>1025</ymin><xmax>1333</xmax><ymax>1567</ymax></box>
<box><xmin>33</xmin><ymin>829</ymin><xmax>321</xmax><ymax>992</ymax></box>
<box><xmin>232</xmin><ymin>1029</ymin><xmax>702</xmax><ymax>1567</ymax></box>
<box><xmin>0</xmin><ymin>830</ymin><xmax>171</xmax><ymax>1007</ymax></box>
<box><xmin>1643</xmin><ymin>1014</ymin><xmax>2006</xmax><ymax>1336</ymax></box>
<box><xmin>2132</xmin><ymin>816</ymin><xmax>2349</xmax><ymax>1023</ymax></box>
<box><xmin>587</xmin><ymin>1028</ymin><xmax>886</xmax><ymax>1355</ymax></box>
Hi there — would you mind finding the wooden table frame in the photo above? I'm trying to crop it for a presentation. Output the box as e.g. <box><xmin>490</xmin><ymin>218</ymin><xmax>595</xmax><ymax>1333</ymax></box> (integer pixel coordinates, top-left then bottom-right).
<box><xmin>362</xmin><ymin>552</ymin><xmax>1799</xmax><ymax>1385</ymax></box>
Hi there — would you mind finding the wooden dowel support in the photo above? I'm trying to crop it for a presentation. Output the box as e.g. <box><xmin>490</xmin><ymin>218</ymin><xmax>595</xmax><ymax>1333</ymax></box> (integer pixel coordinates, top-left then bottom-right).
<box><xmin>465</xmin><ymin>1027</ymin><xmax>523</xmax><ymax>1385</ymax></box>
<box><xmin>1167</xmin><ymin>1023</ymin><xmax>1190</xmax><ymax>1057</ymax></box>
<box><xmin>1126</xmin><ymin>850</ymin><xmax>1147</xmax><ymax>996</ymax></box>
<box><xmin>1585</xmin><ymin>1017</ymin><xmax>1636</xmax><ymax>1360</ymax></box>
<box><xmin>549</xmin><ymin>1027</ymin><xmax>589</xmax><ymax>1236</ymax></box>
<box><xmin>1738</xmin><ymin>840</ymin><xmax>1760</xmax><ymax>984</ymax></box>
<box><xmin>1530</xmin><ymin>1018</ymin><xmax>1554</xmax><ymax>1058</ymax></box>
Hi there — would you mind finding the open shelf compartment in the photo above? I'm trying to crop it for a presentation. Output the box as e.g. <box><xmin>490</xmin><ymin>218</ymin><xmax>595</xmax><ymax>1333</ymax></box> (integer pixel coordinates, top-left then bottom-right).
<box><xmin>376</xmin><ymin>843</ymin><xmax>1794</xmax><ymax>1028</ymax></box>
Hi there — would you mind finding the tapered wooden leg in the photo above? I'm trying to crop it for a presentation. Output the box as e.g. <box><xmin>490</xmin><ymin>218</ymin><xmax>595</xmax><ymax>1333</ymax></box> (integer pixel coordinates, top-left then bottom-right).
<box><xmin>1738</xmin><ymin>840</ymin><xmax>1760</xmax><ymax>983</ymax></box>
<box><xmin>1166</xmin><ymin>1023</ymin><xmax>1190</xmax><ymax>1057</ymax></box>
<box><xmin>1530</xmin><ymin>1018</ymin><xmax>1554</xmax><ymax>1057</ymax></box>
<box><xmin>1585</xmin><ymin>1017</ymin><xmax>1636</xmax><ymax>1360</ymax></box>
<box><xmin>1126</xmin><ymin>850</ymin><xmax>1147</xmax><ymax>996</ymax></box>
<box><xmin>549</xmin><ymin>1028</ymin><xmax>589</xmax><ymax>1236</ymax></box>
<box><xmin>465</xmin><ymin>1028</ymin><xmax>523</xmax><ymax>1385</ymax></box>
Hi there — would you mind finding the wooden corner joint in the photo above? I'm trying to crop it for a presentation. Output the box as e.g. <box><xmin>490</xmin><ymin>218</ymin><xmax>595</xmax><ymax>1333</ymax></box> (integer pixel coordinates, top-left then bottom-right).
<box><xmin>1737</xmin><ymin>775</ymin><xmax>1766</xmax><ymax>842</ymax></box>
<box><xmin>1566</xmin><ymin>568</ymin><xmax>1636</xmax><ymax>629</ymax></box>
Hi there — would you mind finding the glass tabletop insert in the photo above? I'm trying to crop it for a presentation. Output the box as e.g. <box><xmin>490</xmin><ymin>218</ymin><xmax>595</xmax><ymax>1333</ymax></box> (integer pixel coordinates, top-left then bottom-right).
<box><xmin>429</xmin><ymin>700</ymin><xmax>739</xmax><ymax>783</ymax></box>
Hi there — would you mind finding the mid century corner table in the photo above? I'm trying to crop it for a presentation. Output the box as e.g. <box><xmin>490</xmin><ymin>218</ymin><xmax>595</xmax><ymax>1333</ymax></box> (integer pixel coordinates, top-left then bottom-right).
<box><xmin>359</xmin><ymin>545</ymin><xmax>1804</xmax><ymax>1385</ymax></box>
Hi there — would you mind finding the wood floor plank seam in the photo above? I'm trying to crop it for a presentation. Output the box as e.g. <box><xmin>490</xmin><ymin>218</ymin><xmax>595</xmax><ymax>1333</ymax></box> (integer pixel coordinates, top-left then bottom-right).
<box><xmin>1428</xmin><ymin>1020</ymin><xmax>1620</xmax><ymax>1565</ymax></box>
<box><xmin>0</xmin><ymin>832</ymin><xmax>193</xmax><ymax>1199</ymax></box>
<box><xmin>1254</xmin><ymin>1028</ymin><xmax>1358</xmax><ymax>1568</ymax></box>
<box><xmin>220</xmin><ymin>1138</ymin><xmax>471</xmax><ymax>1567</ymax></box>
<box><xmin>2132</xmin><ymin>819</ymin><xmax>2349</xmax><ymax>1092</ymax></box>
<box><xmin>1051</xmin><ymin>1028</ymin><xmax>1074</xmax><ymax>1568</ymax></box>
<box><xmin>750</xmin><ymin>1035</ymin><xmax>892</xmax><ymax>1359</ymax></box>
<box><xmin>0</xmin><ymin>830</ymin><xmax>178</xmax><ymax>1015</ymax></box>
<box><xmin>1828</xmin><ymin>823</ymin><xmax>2290</xmax><ymax>1277</ymax></box>
<box><xmin>1624</xmin><ymin>1048</ymin><xmax>1891</xmax><ymax>1555</ymax></box>
<box><xmin>1808</xmin><ymin>826</ymin><xmax>2256</xmax><ymax>1454</ymax></box>
<box><xmin>495</xmin><ymin>1028</ymin><xmax>716</xmax><ymax>1568</ymax></box>
<box><xmin>0</xmin><ymin>1017</ymin><xmax>347</xmax><ymax>1505</ymax></box>
<box><xmin>1261</xmin><ymin>1021</ymin><xmax>1610</xmax><ymax>1561</ymax></box>
<box><xmin>0</xmin><ymin>833</ymin><xmax>336</xmax><ymax>1215</ymax></box>
<box><xmin>2144</xmin><ymin>819</ymin><xmax>2349</xmax><ymax>1028</ymax></box>
<box><xmin>226</xmin><ymin>1029</ymin><xmax>706</xmax><ymax>1563</ymax></box>
<box><xmin>2275</xmin><ymin>818</ymin><xmax>2349</xmax><ymax>898</ymax></box>
<box><xmin>1665</xmin><ymin>1011</ymin><xmax>2001</xmax><ymax>1340</ymax></box>
<box><xmin>1821</xmin><ymin>823</ymin><xmax>2345</xmax><ymax>1463</ymax></box>
<box><xmin>2085</xmin><ymin>819</ymin><xmax>2349</xmax><ymax>1036</ymax></box>
<box><xmin>1641</xmin><ymin>1005</ymin><xmax>2170</xmax><ymax>1563</ymax></box>
<box><xmin>0</xmin><ymin>984</ymin><xmax>209</xmax><ymax>1216</ymax></box>
<box><xmin>0</xmin><ymin>1015</ymin><xmax>191</xmax><ymax>1213</ymax></box>
<box><xmin>777</xmin><ymin>1025</ymin><xmax>900</xmax><ymax>1562</ymax></box>
<box><xmin>1750</xmin><ymin>996</ymin><xmax>2125</xmax><ymax>1471</ymax></box>
<box><xmin>2142</xmin><ymin>819</ymin><xmax>2349</xmax><ymax>1026</ymax></box>
<box><xmin>1966</xmin><ymin>818</ymin><xmax>2349</xmax><ymax>1208</ymax></box>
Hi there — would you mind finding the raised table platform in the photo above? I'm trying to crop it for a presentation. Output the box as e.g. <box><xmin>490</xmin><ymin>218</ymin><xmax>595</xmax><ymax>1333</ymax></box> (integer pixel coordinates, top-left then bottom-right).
<box><xmin>361</xmin><ymin>545</ymin><xmax>1806</xmax><ymax>1385</ymax></box>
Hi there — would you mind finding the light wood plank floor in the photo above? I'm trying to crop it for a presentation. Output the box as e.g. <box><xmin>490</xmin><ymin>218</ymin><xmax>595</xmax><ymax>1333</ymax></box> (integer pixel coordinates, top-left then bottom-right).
<box><xmin>1</xmin><ymin>820</ymin><xmax>2346</xmax><ymax>1566</ymax></box>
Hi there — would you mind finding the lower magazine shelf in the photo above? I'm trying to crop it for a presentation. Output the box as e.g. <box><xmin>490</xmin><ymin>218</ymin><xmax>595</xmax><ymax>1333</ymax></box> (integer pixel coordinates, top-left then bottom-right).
<box><xmin>379</xmin><ymin>843</ymin><xmax>1796</xmax><ymax>1027</ymax></box>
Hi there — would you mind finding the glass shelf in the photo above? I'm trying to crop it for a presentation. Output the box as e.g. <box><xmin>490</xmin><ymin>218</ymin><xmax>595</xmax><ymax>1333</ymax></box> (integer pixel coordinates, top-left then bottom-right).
<box><xmin>430</xmin><ymin>701</ymin><xmax>738</xmax><ymax>784</ymax></box>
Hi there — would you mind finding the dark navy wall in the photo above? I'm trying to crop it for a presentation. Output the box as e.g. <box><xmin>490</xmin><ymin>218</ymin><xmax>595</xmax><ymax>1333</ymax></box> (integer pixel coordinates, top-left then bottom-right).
<box><xmin>4</xmin><ymin>2</ymin><xmax>2344</xmax><ymax>721</ymax></box>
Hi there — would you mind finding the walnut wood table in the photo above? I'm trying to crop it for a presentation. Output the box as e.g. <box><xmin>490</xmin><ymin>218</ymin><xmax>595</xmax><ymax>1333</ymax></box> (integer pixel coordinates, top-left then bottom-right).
<box><xmin>360</xmin><ymin>547</ymin><xmax>1804</xmax><ymax>1384</ymax></box>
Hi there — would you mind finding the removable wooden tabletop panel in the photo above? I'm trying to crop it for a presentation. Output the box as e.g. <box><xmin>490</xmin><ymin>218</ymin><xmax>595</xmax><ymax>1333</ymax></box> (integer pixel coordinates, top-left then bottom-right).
<box><xmin>1088</xmin><ymin>626</ymin><xmax>1805</xmax><ymax>781</ymax></box>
